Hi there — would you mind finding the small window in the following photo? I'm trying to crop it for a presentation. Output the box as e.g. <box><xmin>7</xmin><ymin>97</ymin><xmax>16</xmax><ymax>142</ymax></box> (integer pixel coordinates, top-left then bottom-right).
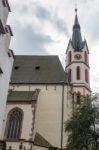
<box><xmin>85</xmin><ymin>69</ymin><xmax>88</xmax><ymax>83</ymax></box>
<box><xmin>0</xmin><ymin>19</ymin><xmax>5</xmax><ymax>34</ymax></box>
<box><xmin>76</xmin><ymin>66</ymin><xmax>80</xmax><ymax>80</ymax></box>
<box><xmin>35</xmin><ymin>66</ymin><xmax>40</xmax><ymax>70</ymax></box>
<box><xmin>8</xmin><ymin>52</ymin><xmax>11</xmax><ymax>57</ymax></box>
<box><xmin>0</xmin><ymin>67</ymin><xmax>3</xmax><ymax>74</ymax></box>
<box><xmin>84</xmin><ymin>51</ymin><xmax>88</xmax><ymax>64</ymax></box>
<box><xmin>2</xmin><ymin>0</ymin><xmax>6</xmax><ymax>7</ymax></box>
<box><xmin>5</xmin><ymin>0</ymin><xmax>11</xmax><ymax>12</ymax></box>
<box><xmin>14</xmin><ymin>66</ymin><xmax>19</xmax><ymax>70</ymax></box>
<box><xmin>68</xmin><ymin>51</ymin><xmax>72</xmax><ymax>64</ymax></box>
<box><xmin>5</xmin><ymin>27</ymin><xmax>9</xmax><ymax>33</ymax></box>
<box><xmin>77</xmin><ymin>92</ymin><xmax>81</xmax><ymax>105</ymax></box>
<box><xmin>68</xmin><ymin>69</ymin><xmax>71</xmax><ymax>83</ymax></box>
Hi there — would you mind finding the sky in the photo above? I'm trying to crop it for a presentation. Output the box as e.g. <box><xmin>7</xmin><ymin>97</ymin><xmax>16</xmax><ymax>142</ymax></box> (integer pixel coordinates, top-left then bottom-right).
<box><xmin>8</xmin><ymin>0</ymin><xmax>99</xmax><ymax>93</ymax></box>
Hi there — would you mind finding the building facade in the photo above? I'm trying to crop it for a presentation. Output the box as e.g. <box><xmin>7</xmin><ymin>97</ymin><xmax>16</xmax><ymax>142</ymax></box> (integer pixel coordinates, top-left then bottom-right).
<box><xmin>0</xmin><ymin>0</ymin><xmax>14</xmax><ymax>136</ymax></box>
<box><xmin>1</xmin><ymin>10</ymin><xmax>91</xmax><ymax>150</ymax></box>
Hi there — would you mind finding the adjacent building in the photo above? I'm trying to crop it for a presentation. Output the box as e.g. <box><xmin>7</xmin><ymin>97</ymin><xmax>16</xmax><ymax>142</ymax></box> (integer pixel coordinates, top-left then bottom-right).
<box><xmin>1</xmin><ymin>9</ymin><xmax>91</xmax><ymax>150</ymax></box>
<box><xmin>0</xmin><ymin>0</ymin><xmax>14</xmax><ymax>136</ymax></box>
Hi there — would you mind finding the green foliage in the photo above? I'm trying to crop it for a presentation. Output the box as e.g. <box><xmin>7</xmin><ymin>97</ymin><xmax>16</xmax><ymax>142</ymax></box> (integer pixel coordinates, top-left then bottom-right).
<box><xmin>65</xmin><ymin>97</ymin><xmax>99</xmax><ymax>150</ymax></box>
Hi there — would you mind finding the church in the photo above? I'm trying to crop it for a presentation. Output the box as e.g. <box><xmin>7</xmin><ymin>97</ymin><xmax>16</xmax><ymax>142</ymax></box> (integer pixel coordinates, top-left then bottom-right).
<box><xmin>0</xmin><ymin>9</ymin><xmax>91</xmax><ymax>150</ymax></box>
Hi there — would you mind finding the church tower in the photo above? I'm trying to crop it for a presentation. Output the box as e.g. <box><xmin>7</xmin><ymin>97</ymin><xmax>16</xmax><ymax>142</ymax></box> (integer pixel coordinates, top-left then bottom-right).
<box><xmin>66</xmin><ymin>9</ymin><xmax>91</xmax><ymax>97</ymax></box>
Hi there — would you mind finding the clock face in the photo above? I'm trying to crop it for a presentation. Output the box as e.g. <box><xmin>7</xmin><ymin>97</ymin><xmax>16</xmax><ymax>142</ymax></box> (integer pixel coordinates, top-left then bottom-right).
<box><xmin>74</xmin><ymin>54</ymin><xmax>82</xmax><ymax>60</ymax></box>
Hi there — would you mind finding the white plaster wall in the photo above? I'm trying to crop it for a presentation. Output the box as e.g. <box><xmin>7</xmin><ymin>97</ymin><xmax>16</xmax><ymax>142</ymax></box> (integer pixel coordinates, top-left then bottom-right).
<box><xmin>0</xmin><ymin>32</ymin><xmax>13</xmax><ymax>133</ymax></box>
<box><xmin>6</xmin><ymin>141</ymin><xmax>31</xmax><ymax>150</ymax></box>
<box><xmin>33</xmin><ymin>85</ymin><xmax>62</xmax><ymax>148</ymax></box>
<box><xmin>31</xmin><ymin>85</ymin><xmax>70</xmax><ymax>148</ymax></box>
<box><xmin>0</xmin><ymin>0</ymin><xmax>13</xmax><ymax>134</ymax></box>
<box><xmin>62</xmin><ymin>85</ymin><xmax>73</xmax><ymax>148</ymax></box>
<box><xmin>33</xmin><ymin>145</ymin><xmax>48</xmax><ymax>150</ymax></box>
<box><xmin>0</xmin><ymin>0</ymin><xmax>9</xmax><ymax>26</ymax></box>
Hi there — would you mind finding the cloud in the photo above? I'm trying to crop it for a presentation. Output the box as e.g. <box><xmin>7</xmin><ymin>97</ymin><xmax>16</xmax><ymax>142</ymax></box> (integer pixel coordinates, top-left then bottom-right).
<box><xmin>35</xmin><ymin>5</ymin><xmax>69</xmax><ymax>36</ymax></box>
<box><xmin>35</xmin><ymin>5</ymin><xmax>51</xmax><ymax>21</ymax></box>
<box><xmin>11</xmin><ymin>20</ymin><xmax>53</xmax><ymax>55</ymax></box>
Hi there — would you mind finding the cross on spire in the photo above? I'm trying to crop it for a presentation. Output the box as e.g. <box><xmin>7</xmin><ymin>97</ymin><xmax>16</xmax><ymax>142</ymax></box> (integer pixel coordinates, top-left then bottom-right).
<box><xmin>75</xmin><ymin>4</ymin><xmax>77</xmax><ymax>14</ymax></box>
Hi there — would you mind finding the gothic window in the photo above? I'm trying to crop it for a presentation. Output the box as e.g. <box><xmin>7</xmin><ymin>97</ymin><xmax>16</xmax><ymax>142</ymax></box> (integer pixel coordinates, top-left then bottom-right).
<box><xmin>85</xmin><ymin>69</ymin><xmax>88</xmax><ymax>83</ymax></box>
<box><xmin>2</xmin><ymin>0</ymin><xmax>6</xmax><ymax>7</ymax></box>
<box><xmin>0</xmin><ymin>19</ymin><xmax>5</xmax><ymax>34</ymax></box>
<box><xmin>68</xmin><ymin>69</ymin><xmax>71</xmax><ymax>82</ymax></box>
<box><xmin>77</xmin><ymin>92</ymin><xmax>81</xmax><ymax>105</ymax></box>
<box><xmin>68</xmin><ymin>51</ymin><xmax>72</xmax><ymax>64</ymax></box>
<box><xmin>5</xmin><ymin>108</ymin><xmax>23</xmax><ymax>140</ymax></box>
<box><xmin>76</xmin><ymin>66</ymin><xmax>80</xmax><ymax>80</ymax></box>
<box><xmin>84</xmin><ymin>51</ymin><xmax>88</xmax><ymax>64</ymax></box>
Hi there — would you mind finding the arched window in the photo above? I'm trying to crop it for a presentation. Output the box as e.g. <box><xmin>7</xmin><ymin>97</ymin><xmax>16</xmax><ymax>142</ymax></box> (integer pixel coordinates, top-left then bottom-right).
<box><xmin>5</xmin><ymin>108</ymin><xmax>23</xmax><ymax>140</ymax></box>
<box><xmin>77</xmin><ymin>92</ymin><xmax>81</xmax><ymax>105</ymax></box>
<box><xmin>85</xmin><ymin>69</ymin><xmax>88</xmax><ymax>83</ymax></box>
<box><xmin>76</xmin><ymin>66</ymin><xmax>80</xmax><ymax>80</ymax></box>
<box><xmin>84</xmin><ymin>51</ymin><xmax>88</xmax><ymax>64</ymax></box>
<box><xmin>68</xmin><ymin>69</ymin><xmax>71</xmax><ymax>83</ymax></box>
<box><xmin>68</xmin><ymin>51</ymin><xmax>72</xmax><ymax>64</ymax></box>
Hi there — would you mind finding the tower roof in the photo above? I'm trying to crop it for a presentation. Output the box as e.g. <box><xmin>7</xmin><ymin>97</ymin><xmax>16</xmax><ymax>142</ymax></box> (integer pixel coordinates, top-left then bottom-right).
<box><xmin>72</xmin><ymin>9</ymin><xmax>83</xmax><ymax>51</ymax></box>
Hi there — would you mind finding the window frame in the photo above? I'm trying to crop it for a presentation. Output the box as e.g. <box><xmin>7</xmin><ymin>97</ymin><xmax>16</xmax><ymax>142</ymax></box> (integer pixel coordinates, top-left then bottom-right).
<box><xmin>68</xmin><ymin>51</ymin><xmax>72</xmax><ymax>64</ymax></box>
<box><xmin>68</xmin><ymin>69</ymin><xmax>71</xmax><ymax>83</ymax></box>
<box><xmin>4</xmin><ymin>107</ymin><xmax>23</xmax><ymax>141</ymax></box>
<box><xmin>84</xmin><ymin>51</ymin><xmax>88</xmax><ymax>64</ymax></box>
<box><xmin>76</xmin><ymin>66</ymin><xmax>80</xmax><ymax>80</ymax></box>
<box><xmin>85</xmin><ymin>69</ymin><xmax>88</xmax><ymax>83</ymax></box>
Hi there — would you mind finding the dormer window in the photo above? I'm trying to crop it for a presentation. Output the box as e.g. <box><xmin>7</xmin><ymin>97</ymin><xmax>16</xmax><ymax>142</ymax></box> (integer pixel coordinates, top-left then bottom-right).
<box><xmin>35</xmin><ymin>66</ymin><xmax>40</xmax><ymax>70</ymax></box>
<box><xmin>14</xmin><ymin>66</ymin><xmax>19</xmax><ymax>70</ymax></box>
<box><xmin>0</xmin><ymin>67</ymin><xmax>3</xmax><ymax>74</ymax></box>
<box><xmin>2</xmin><ymin>0</ymin><xmax>6</xmax><ymax>7</ymax></box>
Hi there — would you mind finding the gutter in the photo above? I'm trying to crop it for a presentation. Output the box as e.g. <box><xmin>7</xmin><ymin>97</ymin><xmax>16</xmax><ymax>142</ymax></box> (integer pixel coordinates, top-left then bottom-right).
<box><xmin>60</xmin><ymin>82</ymin><xmax>64</xmax><ymax>149</ymax></box>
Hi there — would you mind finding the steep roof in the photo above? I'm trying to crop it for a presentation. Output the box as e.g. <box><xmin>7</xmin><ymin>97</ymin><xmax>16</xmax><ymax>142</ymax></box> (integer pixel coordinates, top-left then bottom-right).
<box><xmin>7</xmin><ymin>91</ymin><xmax>38</xmax><ymax>102</ymax></box>
<box><xmin>71</xmin><ymin>10</ymin><xmax>84</xmax><ymax>51</ymax></box>
<box><xmin>11</xmin><ymin>55</ymin><xmax>67</xmax><ymax>84</ymax></box>
<box><xmin>34</xmin><ymin>132</ymin><xmax>53</xmax><ymax>148</ymax></box>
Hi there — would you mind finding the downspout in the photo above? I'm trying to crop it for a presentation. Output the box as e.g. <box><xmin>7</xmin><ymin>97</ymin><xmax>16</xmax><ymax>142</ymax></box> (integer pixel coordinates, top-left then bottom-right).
<box><xmin>61</xmin><ymin>82</ymin><xmax>64</xmax><ymax>150</ymax></box>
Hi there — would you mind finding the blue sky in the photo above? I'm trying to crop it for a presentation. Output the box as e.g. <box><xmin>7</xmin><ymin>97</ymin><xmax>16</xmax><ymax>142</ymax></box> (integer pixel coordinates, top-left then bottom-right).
<box><xmin>8</xmin><ymin>0</ymin><xmax>99</xmax><ymax>93</ymax></box>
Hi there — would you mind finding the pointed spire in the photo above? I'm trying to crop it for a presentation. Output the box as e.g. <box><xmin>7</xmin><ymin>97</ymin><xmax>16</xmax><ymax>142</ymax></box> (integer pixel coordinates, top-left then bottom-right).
<box><xmin>72</xmin><ymin>8</ymin><xmax>83</xmax><ymax>51</ymax></box>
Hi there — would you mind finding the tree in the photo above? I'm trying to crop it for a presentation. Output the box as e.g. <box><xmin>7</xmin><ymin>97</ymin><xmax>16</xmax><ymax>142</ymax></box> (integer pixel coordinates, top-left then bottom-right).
<box><xmin>65</xmin><ymin>96</ymin><xmax>99</xmax><ymax>150</ymax></box>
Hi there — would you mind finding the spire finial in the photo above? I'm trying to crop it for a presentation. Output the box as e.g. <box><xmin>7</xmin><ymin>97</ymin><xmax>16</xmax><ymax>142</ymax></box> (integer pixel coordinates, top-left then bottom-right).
<box><xmin>75</xmin><ymin>4</ymin><xmax>77</xmax><ymax>14</ymax></box>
